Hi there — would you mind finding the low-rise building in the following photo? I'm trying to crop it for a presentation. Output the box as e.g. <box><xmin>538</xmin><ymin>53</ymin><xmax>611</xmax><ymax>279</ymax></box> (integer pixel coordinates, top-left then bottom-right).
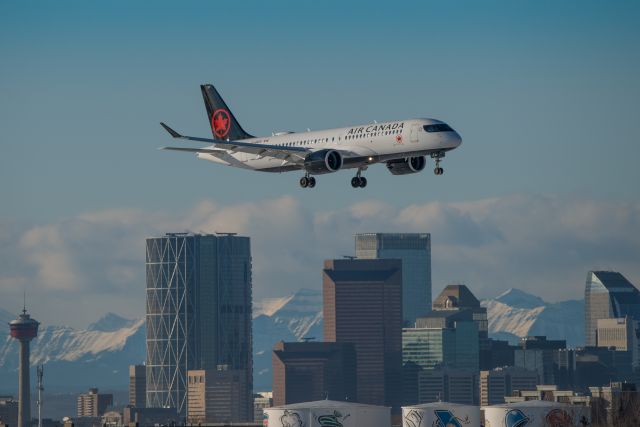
<box><xmin>0</xmin><ymin>396</ymin><xmax>18</xmax><ymax>427</ymax></box>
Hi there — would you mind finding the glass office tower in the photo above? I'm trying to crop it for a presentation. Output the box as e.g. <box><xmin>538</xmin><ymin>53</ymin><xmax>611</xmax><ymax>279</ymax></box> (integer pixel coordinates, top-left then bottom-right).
<box><xmin>584</xmin><ymin>271</ymin><xmax>640</xmax><ymax>346</ymax></box>
<box><xmin>355</xmin><ymin>233</ymin><xmax>431</xmax><ymax>327</ymax></box>
<box><xmin>145</xmin><ymin>233</ymin><xmax>252</xmax><ymax>417</ymax></box>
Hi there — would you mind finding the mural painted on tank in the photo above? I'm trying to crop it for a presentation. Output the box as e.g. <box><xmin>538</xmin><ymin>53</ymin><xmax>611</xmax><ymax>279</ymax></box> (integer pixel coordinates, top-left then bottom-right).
<box><xmin>545</xmin><ymin>409</ymin><xmax>573</xmax><ymax>427</ymax></box>
<box><xmin>434</xmin><ymin>409</ymin><xmax>470</xmax><ymax>427</ymax></box>
<box><xmin>404</xmin><ymin>409</ymin><xmax>424</xmax><ymax>427</ymax></box>
<box><xmin>280</xmin><ymin>410</ymin><xmax>305</xmax><ymax>427</ymax></box>
<box><xmin>504</xmin><ymin>409</ymin><xmax>530</xmax><ymax>427</ymax></box>
<box><xmin>316</xmin><ymin>410</ymin><xmax>350</xmax><ymax>427</ymax></box>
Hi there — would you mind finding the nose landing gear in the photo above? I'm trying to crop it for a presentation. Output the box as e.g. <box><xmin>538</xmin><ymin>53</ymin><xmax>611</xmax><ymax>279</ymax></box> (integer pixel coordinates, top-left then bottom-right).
<box><xmin>431</xmin><ymin>151</ymin><xmax>445</xmax><ymax>175</ymax></box>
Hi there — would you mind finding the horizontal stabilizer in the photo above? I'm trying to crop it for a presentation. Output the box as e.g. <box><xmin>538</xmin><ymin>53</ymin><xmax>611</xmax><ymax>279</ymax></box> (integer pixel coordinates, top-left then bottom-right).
<box><xmin>160</xmin><ymin>122</ymin><xmax>182</xmax><ymax>138</ymax></box>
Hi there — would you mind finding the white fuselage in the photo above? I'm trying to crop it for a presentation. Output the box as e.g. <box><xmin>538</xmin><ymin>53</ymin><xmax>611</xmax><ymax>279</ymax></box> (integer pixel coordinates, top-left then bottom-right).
<box><xmin>196</xmin><ymin>118</ymin><xmax>462</xmax><ymax>173</ymax></box>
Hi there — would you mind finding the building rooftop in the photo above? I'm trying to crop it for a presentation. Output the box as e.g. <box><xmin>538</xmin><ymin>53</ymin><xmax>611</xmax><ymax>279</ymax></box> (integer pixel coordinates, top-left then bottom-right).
<box><xmin>403</xmin><ymin>402</ymin><xmax>478</xmax><ymax>409</ymax></box>
<box><xmin>433</xmin><ymin>284</ymin><xmax>480</xmax><ymax>310</ymax></box>
<box><xmin>591</xmin><ymin>271</ymin><xmax>638</xmax><ymax>292</ymax></box>
<box><xmin>270</xmin><ymin>399</ymin><xmax>390</xmax><ymax>410</ymax></box>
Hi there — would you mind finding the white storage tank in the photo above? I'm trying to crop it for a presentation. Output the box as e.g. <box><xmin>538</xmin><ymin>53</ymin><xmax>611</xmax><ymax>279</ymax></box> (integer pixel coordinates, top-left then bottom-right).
<box><xmin>402</xmin><ymin>402</ymin><xmax>481</xmax><ymax>427</ymax></box>
<box><xmin>482</xmin><ymin>400</ymin><xmax>591</xmax><ymax>427</ymax></box>
<box><xmin>263</xmin><ymin>399</ymin><xmax>391</xmax><ymax>427</ymax></box>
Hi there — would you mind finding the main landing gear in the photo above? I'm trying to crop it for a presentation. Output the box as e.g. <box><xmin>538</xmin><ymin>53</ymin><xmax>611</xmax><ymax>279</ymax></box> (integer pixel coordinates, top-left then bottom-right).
<box><xmin>351</xmin><ymin>168</ymin><xmax>367</xmax><ymax>188</ymax></box>
<box><xmin>431</xmin><ymin>151</ymin><xmax>445</xmax><ymax>175</ymax></box>
<box><xmin>299</xmin><ymin>174</ymin><xmax>316</xmax><ymax>188</ymax></box>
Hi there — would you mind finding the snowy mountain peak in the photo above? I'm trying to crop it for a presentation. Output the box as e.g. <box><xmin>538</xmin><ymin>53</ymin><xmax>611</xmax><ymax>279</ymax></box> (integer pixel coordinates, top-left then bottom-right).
<box><xmin>494</xmin><ymin>288</ymin><xmax>546</xmax><ymax>309</ymax></box>
<box><xmin>88</xmin><ymin>312</ymin><xmax>137</xmax><ymax>332</ymax></box>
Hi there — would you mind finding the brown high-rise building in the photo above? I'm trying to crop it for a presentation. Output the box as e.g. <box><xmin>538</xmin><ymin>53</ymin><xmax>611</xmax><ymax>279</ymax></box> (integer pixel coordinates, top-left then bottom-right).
<box><xmin>272</xmin><ymin>341</ymin><xmax>357</xmax><ymax>406</ymax></box>
<box><xmin>323</xmin><ymin>258</ymin><xmax>402</xmax><ymax>409</ymax></box>
<box><xmin>76</xmin><ymin>388</ymin><xmax>113</xmax><ymax>417</ymax></box>
<box><xmin>129</xmin><ymin>365</ymin><xmax>146</xmax><ymax>407</ymax></box>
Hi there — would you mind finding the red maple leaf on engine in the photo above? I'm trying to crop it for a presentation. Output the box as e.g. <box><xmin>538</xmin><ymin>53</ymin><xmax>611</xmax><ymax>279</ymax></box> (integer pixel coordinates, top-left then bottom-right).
<box><xmin>213</xmin><ymin>110</ymin><xmax>230</xmax><ymax>137</ymax></box>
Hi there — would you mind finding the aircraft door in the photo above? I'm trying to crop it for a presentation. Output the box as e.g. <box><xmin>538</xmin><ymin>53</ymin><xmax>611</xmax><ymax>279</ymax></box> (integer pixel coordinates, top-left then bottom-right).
<box><xmin>410</xmin><ymin>123</ymin><xmax>419</xmax><ymax>143</ymax></box>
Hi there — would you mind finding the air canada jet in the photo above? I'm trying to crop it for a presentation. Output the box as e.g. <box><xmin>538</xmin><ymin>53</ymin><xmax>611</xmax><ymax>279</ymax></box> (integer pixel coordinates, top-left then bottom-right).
<box><xmin>160</xmin><ymin>84</ymin><xmax>462</xmax><ymax>188</ymax></box>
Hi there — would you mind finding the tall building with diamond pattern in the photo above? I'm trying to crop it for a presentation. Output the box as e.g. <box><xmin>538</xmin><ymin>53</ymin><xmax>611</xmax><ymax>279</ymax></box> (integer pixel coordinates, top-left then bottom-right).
<box><xmin>145</xmin><ymin>233</ymin><xmax>252</xmax><ymax>418</ymax></box>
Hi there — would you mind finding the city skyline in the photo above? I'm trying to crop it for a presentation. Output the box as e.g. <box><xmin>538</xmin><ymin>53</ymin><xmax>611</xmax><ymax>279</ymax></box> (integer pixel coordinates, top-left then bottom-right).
<box><xmin>1</xmin><ymin>2</ymin><xmax>639</xmax><ymax>326</ymax></box>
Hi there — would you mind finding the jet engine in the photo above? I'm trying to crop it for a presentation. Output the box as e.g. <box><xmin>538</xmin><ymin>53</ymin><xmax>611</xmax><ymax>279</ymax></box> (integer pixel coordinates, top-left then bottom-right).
<box><xmin>304</xmin><ymin>149</ymin><xmax>343</xmax><ymax>174</ymax></box>
<box><xmin>386</xmin><ymin>156</ymin><xmax>427</xmax><ymax>175</ymax></box>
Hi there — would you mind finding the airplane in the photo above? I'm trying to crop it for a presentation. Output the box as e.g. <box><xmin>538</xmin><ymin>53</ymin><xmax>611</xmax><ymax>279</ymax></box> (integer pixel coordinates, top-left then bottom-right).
<box><xmin>160</xmin><ymin>84</ymin><xmax>462</xmax><ymax>189</ymax></box>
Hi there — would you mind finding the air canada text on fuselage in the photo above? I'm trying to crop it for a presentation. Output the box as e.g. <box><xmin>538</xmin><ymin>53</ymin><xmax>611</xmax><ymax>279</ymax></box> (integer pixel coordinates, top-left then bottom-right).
<box><xmin>346</xmin><ymin>122</ymin><xmax>404</xmax><ymax>135</ymax></box>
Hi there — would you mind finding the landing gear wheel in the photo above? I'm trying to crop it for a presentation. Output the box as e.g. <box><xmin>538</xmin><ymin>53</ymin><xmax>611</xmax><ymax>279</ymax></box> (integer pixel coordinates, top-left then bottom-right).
<box><xmin>359</xmin><ymin>177</ymin><xmax>367</xmax><ymax>188</ymax></box>
<box><xmin>300</xmin><ymin>176</ymin><xmax>309</xmax><ymax>188</ymax></box>
<box><xmin>351</xmin><ymin>177</ymin><xmax>361</xmax><ymax>188</ymax></box>
<box><xmin>434</xmin><ymin>167</ymin><xmax>444</xmax><ymax>175</ymax></box>
<box><xmin>308</xmin><ymin>177</ymin><xmax>316</xmax><ymax>188</ymax></box>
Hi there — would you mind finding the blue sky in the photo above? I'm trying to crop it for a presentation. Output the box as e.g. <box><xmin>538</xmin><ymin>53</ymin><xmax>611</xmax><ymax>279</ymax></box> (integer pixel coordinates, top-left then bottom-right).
<box><xmin>1</xmin><ymin>1</ymin><xmax>639</xmax><ymax>326</ymax></box>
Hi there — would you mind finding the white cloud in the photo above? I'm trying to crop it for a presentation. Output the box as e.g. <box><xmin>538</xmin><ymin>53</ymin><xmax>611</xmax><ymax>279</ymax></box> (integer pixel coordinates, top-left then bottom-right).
<box><xmin>1</xmin><ymin>193</ymin><xmax>639</xmax><ymax>327</ymax></box>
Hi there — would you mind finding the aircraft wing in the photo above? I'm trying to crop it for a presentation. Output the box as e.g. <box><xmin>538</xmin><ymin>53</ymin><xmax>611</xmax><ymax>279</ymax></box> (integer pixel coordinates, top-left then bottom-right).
<box><xmin>160</xmin><ymin>122</ymin><xmax>309</xmax><ymax>162</ymax></box>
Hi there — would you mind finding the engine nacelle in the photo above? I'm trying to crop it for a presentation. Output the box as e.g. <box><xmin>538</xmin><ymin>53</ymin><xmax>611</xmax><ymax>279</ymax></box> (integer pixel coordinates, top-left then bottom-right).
<box><xmin>386</xmin><ymin>156</ymin><xmax>426</xmax><ymax>175</ymax></box>
<box><xmin>304</xmin><ymin>149</ymin><xmax>343</xmax><ymax>174</ymax></box>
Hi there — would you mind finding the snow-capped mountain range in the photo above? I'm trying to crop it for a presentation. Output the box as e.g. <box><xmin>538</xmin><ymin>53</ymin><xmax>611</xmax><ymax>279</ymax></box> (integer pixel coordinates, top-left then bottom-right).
<box><xmin>0</xmin><ymin>288</ymin><xmax>583</xmax><ymax>392</ymax></box>
<box><xmin>482</xmin><ymin>288</ymin><xmax>584</xmax><ymax>347</ymax></box>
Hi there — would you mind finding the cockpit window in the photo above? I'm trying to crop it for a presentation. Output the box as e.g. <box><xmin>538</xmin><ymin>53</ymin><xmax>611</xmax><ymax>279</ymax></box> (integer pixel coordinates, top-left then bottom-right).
<box><xmin>423</xmin><ymin>124</ymin><xmax>453</xmax><ymax>133</ymax></box>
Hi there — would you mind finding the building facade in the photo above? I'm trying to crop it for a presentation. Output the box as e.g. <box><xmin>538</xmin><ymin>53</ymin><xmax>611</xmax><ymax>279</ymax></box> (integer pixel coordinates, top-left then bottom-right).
<box><xmin>403</xmin><ymin>314</ymin><xmax>479</xmax><ymax>405</ymax></box>
<box><xmin>272</xmin><ymin>341</ymin><xmax>357</xmax><ymax>406</ymax></box>
<box><xmin>145</xmin><ymin>233</ymin><xmax>253</xmax><ymax>416</ymax></box>
<box><xmin>186</xmin><ymin>367</ymin><xmax>250</xmax><ymax>424</ymax></box>
<box><xmin>76</xmin><ymin>388</ymin><xmax>113</xmax><ymax>417</ymax></box>
<box><xmin>597</xmin><ymin>317</ymin><xmax>640</xmax><ymax>369</ymax></box>
<box><xmin>355</xmin><ymin>233</ymin><xmax>431</xmax><ymax>326</ymax></box>
<box><xmin>323</xmin><ymin>258</ymin><xmax>403</xmax><ymax>410</ymax></box>
<box><xmin>585</xmin><ymin>271</ymin><xmax>640</xmax><ymax>347</ymax></box>
<box><xmin>129</xmin><ymin>365</ymin><xmax>146</xmax><ymax>407</ymax></box>
<box><xmin>0</xmin><ymin>397</ymin><xmax>18</xmax><ymax>427</ymax></box>
<box><xmin>432</xmin><ymin>284</ymin><xmax>490</xmax><ymax>369</ymax></box>
<box><xmin>479</xmin><ymin>367</ymin><xmax>539</xmax><ymax>406</ymax></box>
<box><xmin>418</xmin><ymin>369</ymin><xmax>477</xmax><ymax>404</ymax></box>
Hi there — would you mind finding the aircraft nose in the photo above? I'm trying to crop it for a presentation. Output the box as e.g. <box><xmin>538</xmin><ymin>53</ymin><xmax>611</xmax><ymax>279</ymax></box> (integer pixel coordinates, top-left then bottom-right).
<box><xmin>454</xmin><ymin>131</ymin><xmax>462</xmax><ymax>147</ymax></box>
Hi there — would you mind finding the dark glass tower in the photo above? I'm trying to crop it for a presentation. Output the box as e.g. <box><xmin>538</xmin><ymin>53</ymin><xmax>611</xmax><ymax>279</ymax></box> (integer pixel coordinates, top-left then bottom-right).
<box><xmin>145</xmin><ymin>233</ymin><xmax>252</xmax><ymax>417</ymax></box>
<box><xmin>355</xmin><ymin>233</ymin><xmax>431</xmax><ymax>327</ymax></box>
<box><xmin>585</xmin><ymin>271</ymin><xmax>640</xmax><ymax>347</ymax></box>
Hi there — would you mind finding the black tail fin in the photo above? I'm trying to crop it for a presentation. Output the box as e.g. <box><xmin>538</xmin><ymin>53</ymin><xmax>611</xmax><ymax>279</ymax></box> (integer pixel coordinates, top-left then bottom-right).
<box><xmin>200</xmin><ymin>84</ymin><xmax>254</xmax><ymax>140</ymax></box>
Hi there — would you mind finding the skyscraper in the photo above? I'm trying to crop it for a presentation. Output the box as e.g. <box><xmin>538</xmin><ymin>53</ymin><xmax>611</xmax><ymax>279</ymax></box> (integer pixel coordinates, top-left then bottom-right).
<box><xmin>355</xmin><ymin>233</ymin><xmax>431</xmax><ymax>326</ymax></box>
<box><xmin>323</xmin><ymin>258</ymin><xmax>403</xmax><ymax>409</ymax></box>
<box><xmin>584</xmin><ymin>271</ymin><xmax>640</xmax><ymax>346</ymax></box>
<box><xmin>145</xmin><ymin>233</ymin><xmax>252</xmax><ymax>417</ymax></box>
<box><xmin>432</xmin><ymin>283</ymin><xmax>490</xmax><ymax>369</ymax></box>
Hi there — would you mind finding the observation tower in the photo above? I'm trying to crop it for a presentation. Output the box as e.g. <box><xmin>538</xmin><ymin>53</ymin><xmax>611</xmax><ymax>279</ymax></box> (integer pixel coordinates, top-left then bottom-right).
<box><xmin>9</xmin><ymin>307</ymin><xmax>39</xmax><ymax>427</ymax></box>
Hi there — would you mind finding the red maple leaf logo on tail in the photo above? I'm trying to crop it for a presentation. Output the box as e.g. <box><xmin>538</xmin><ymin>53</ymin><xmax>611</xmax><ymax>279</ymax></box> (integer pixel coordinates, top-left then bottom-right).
<box><xmin>212</xmin><ymin>109</ymin><xmax>231</xmax><ymax>138</ymax></box>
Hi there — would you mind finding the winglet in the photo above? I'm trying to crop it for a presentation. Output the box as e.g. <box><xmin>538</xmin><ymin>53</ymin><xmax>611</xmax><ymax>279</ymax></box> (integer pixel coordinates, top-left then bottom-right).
<box><xmin>160</xmin><ymin>122</ymin><xmax>182</xmax><ymax>138</ymax></box>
